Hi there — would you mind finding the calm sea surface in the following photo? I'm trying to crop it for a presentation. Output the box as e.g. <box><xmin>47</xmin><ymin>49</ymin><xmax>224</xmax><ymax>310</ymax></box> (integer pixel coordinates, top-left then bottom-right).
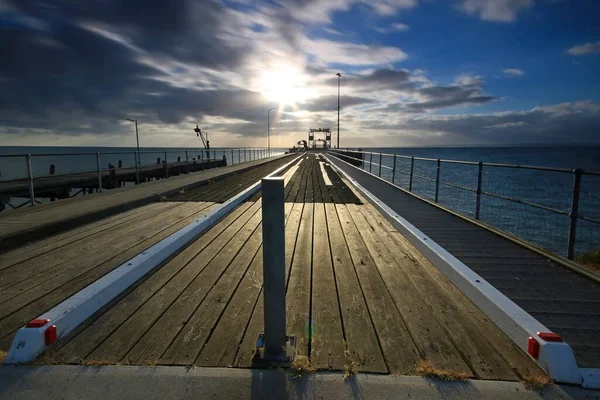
<box><xmin>1</xmin><ymin>145</ymin><xmax>599</xmax><ymax>257</ymax></box>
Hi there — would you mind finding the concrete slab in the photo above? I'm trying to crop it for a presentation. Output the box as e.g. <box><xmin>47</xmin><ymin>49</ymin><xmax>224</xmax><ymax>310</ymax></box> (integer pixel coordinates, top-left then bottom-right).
<box><xmin>0</xmin><ymin>366</ymin><xmax>592</xmax><ymax>400</ymax></box>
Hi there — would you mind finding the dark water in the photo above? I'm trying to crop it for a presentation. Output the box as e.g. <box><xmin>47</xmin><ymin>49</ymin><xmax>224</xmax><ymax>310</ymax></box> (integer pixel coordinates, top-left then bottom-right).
<box><xmin>358</xmin><ymin>146</ymin><xmax>600</xmax><ymax>258</ymax></box>
<box><xmin>1</xmin><ymin>145</ymin><xmax>599</xmax><ymax>258</ymax></box>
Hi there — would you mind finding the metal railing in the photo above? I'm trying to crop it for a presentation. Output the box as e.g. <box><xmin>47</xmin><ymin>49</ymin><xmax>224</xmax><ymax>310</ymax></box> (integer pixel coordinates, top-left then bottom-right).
<box><xmin>0</xmin><ymin>147</ymin><xmax>283</xmax><ymax>211</ymax></box>
<box><xmin>329</xmin><ymin>149</ymin><xmax>600</xmax><ymax>260</ymax></box>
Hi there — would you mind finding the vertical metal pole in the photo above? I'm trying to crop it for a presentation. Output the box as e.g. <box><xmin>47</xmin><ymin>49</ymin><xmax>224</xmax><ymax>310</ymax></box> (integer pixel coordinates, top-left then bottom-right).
<box><xmin>231</xmin><ymin>149</ymin><xmax>234</xmax><ymax>165</ymax></box>
<box><xmin>213</xmin><ymin>149</ymin><xmax>216</xmax><ymax>162</ymax></box>
<box><xmin>96</xmin><ymin>152</ymin><xmax>102</xmax><ymax>192</ymax></box>
<box><xmin>245</xmin><ymin>149</ymin><xmax>247</xmax><ymax>163</ymax></box>
<box><xmin>238</xmin><ymin>149</ymin><xmax>241</xmax><ymax>164</ymax></box>
<box><xmin>378</xmin><ymin>153</ymin><xmax>382</xmax><ymax>177</ymax></box>
<box><xmin>164</xmin><ymin>151</ymin><xmax>168</xmax><ymax>178</ymax></box>
<box><xmin>567</xmin><ymin>168</ymin><xmax>582</xmax><ymax>260</ymax></box>
<box><xmin>26</xmin><ymin>154</ymin><xmax>35</xmax><ymax>206</ymax></box>
<box><xmin>135</xmin><ymin>151</ymin><xmax>140</xmax><ymax>184</ymax></box>
<box><xmin>392</xmin><ymin>155</ymin><xmax>397</xmax><ymax>184</ymax></box>
<box><xmin>201</xmin><ymin>150</ymin><xmax>204</xmax><ymax>169</ymax></box>
<box><xmin>434</xmin><ymin>159</ymin><xmax>441</xmax><ymax>202</ymax></box>
<box><xmin>475</xmin><ymin>162</ymin><xmax>483</xmax><ymax>220</ymax></box>
<box><xmin>369</xmin><ymin>153</ymin><xmax>373</xmax><ymax>174</ymax></box>
<box><xmin>337</xmin><ymin>73</ymin><xmax>341</xmax><ymax>149</ymax></box>
<box><xmin>409</xmin><ymin>156</ymin><xmax>414</xmax><ymax>192</ymax></box>
<box><xmin>261</xmin><ymin>177</ymin><xmax>286</xmax><ymax>360</ymax></box>
<box><xmin>185</xmin><ymin>150</ymin><xmax>189</xmax><ymax>173</ymax></box>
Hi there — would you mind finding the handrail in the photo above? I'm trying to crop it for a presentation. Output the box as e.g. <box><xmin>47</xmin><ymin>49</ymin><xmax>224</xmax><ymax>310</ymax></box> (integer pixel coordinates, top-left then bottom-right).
<box><xmin>329</xmin><ymin>148</ymin><xmax>600</xmax><ymax>260</ymax></box>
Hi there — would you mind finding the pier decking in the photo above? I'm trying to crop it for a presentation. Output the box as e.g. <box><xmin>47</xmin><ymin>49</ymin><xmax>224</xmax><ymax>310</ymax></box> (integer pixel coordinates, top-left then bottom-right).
<box><xmin>2</xmin><ymin>154</ymin><xmax>538</xmax><ymax>381</ymax></box>
<box><xmin>329</xmin><ymin>153</ymin><xmax>600</xmax><ymax>369</ymax></box>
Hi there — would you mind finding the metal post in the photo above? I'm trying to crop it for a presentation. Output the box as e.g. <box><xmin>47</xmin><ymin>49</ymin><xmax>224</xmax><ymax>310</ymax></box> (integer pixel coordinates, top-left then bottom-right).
<box><xmin>245</xmin><ymin>149</ymin><xmax>247</xmax><ymax>163</ymax></box>
<box><xmin>392</xmin><ymin>155</ymin><xmax>397</xmax><ymax>184</ymax></box>
<box><xmin>201</xmin><ymin>150</ymin><xmax>204</xmax><ymax>169</ymax></box>
<box><xmin>567</xmin><ymin>168</ymin><xmax>582</xmax><ymax>260</ymax></box>
<box><xmin>475</xmin><ymin>162</ymin><xmax>483</xmax><ymax>220</ymax></box>
<box><xmin>369</xmin><ymin>152</ymin><xmax>373</xmax><ymax>174</ymax></box>
<box><xmin>164</xmin><ymin>151</ymin><xmax>168</xmax><ymax>178</ymax></box>
<box><xmin>434</xmin><ymin>159</ymin><xmax>441</xmax><ymax>202</ymax></box>
<box><xmin>213</xmin><ymin>149</ymin><xmax>216</xmax><ymax>162</ymax></box>
<box><xmin>409</xmin><ymin>156</ymin><xmax>414</xmax><ymax>192</ymax></box>
<box><xmin>96</xmin><ymin>152</ymin><xmax>102</xmax><ymax>192</ymax></box>
<box><xmin>238</xmin><ymin>149</ymin><xmax>241</xmax><ymax>164</ymax></box>
<box><xmin>26</xmin><ymin>154</ymin><xmax>35</xmax><ymax>206</ymax></box>
<box><xmin>185</xmin><ymin>150</ymin><xmax>189</xmax><ymax>173</ymax></box>
<box><xmin>135</xmin><ymin>151</ymin><xmax>140</xmax><ymax>184</ymax></box>
<box><xmin>231</xmin><ymin>149</ymin><xmax>234</xmax><ymax>165</ymax></box>
<box><xmin>378</xmin><ymin>153</ymin><xmax>382</xmax><ymax>177</ymax></box>
<box><xmin>261</xmin><ymin>177</ymin><xmax>286</xmax><ymax>360</ymax></box>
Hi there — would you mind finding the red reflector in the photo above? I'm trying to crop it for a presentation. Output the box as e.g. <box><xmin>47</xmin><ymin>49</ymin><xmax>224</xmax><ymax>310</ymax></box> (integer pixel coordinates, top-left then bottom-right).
<box><xmin>26</xmin><ymin>319</ymin><xmax>50</xmax><ymax>328</ymax></box>
<box><xmin>528</xmin><ymin>336</ymin><xmax>540</xmax><ymax>359</ymax></box>
<box><xmin>537</xmin><ymin>332</ymin><xmax>563</xmax><ymax>343</ymax></box>
<box><xmin>44</xmin><ymin>325</ymin><xmax>57</xmax><ymax>345</ymax></box>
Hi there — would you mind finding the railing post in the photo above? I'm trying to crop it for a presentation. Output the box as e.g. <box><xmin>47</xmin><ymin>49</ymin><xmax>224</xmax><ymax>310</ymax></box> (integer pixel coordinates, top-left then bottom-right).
<box><xmin>231</xmin><ymin>149</ymin><xmax>234</xmax><ymax>165</ymax></box>
<box><xmin>238</xmin><ymin>149</ymin><xmax>241</xmax><ymax>164</ymax></box>
<box><xmin>567</xmin><ymin>168</ymin><xmax>582</xmax><ymax>260</ymax></box>
<box><xmin>475</xmin><ymin>161</ymin><xmax>483</xmax><ymax>220</ymax></box>
<box><xmin>164</xmin><ymin>151</ymin><xmax>168</xmax><ymax>178</ymax></box>
<box><xmin>96</xmin><ymin>152</ymin><xmax>102</xmax><ymax>192</ymax></box>
<box><xmin>409</xmin><ymin>156</ymin><xmax>414</xmax><ymax>192</ymax></box>
<box><xmin>201</xmin><ymin>150</ymin><xmax>205</xmax><ymax>169</ymax></box>
<box><xmin>434</xmin><ymin>159</ymin><xmax>441</xmax><ymax>202</ymax></box>
<box><xmin>245</xmin><ymin>149</ymin><xmax>247</xmax><ymax>163</ymax></box>
<box><xmin>185</xmin><ymin>150</ymin><xmax>189</xmax><ymax>173</ymax></box>
<box><xmin>26</xmin><ymin>154</ymin><xmax>35</xmax><ymax>206</ymax></box>
<box><xmin>369</xmin><ymin>152</ymin><xmax>373</xmax><ymax>174</ymax></box>
<box><xmin>392</xmin><ymin>155</ymin><xmax>397</xmax><ymax>184</ymax></box>
<box><xmin>135</xmin><ymin>151</ymin><xmax>140</xmax><ymax>184</ymax></box>
<box><xmin>260</xmin><ymin>177</ymin><xmax>288</xmax><ymax>360</ymax></box>
<box><xmin>378</xmin><ymin>153</ymin><xmax>382</xmax><ymax>177</ymax></box>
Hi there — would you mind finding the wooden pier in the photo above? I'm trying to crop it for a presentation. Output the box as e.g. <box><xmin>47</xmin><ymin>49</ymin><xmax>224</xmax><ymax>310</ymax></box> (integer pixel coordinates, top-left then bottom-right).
<box><xmin>0</xmin><ymin>154</ymin><xmax>542</xmax><ymax>381</ymax></box>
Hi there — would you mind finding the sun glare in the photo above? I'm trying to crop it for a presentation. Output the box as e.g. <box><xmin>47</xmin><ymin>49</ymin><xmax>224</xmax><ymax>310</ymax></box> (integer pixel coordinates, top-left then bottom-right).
<box><xmin>258</xmin><ymin>68</ymin><xmax>311</xmax><ymax>105</ymax></box>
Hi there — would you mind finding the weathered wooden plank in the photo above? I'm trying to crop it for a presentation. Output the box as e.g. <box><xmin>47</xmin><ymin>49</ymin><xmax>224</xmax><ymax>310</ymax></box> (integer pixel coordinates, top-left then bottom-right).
<box><xmin>83</xmin><ymin>201</ymin><xmax>261</xmax><ymax>363</ymax></box>
<box><xmin>284</xmin><ymin>201</ymin><xmax>313</xmax><ymax>358</ymax></box>
<box><xmin>51</xmin><ymin>202</ymin><xmax>254</xmax><ymax>363</ymax></box>
<box><xmin>0</xmin><ymin>203</ymin><xmax>166</xmax><ymax>269</ymax></box>
<box><xmin>324</xmin><ymin>203</ymin><xmax>387</xmax><ymax>373</ymax></box>
<box><xmin>346</xmin><ymin>204</ymin><xmax>473</xmax><ymax>376</ymax></box>
<box><xmin>0</xmin><ymin>202</ymin><xmax>220</xmax><ymax>349</ymax></box>
<box><xmin>0</xmin><ymin>202</ymin><xmax>190</xmax><ymax>295</ymax></box>
<box><xmin>351</xmin><ymin>203</ymin><xmax>519</xmax><ymax>380</ymax></box>
<box><xmin>334</xmin><ymin>203</ymin><xmax>420</xmax><ymax>374</ymax></box>
<box><xmin>161</xmin><ymin>222</ymin><xmax>263</xmax><ymax>365</ymax></box>
<box><xmin>112</xmin><ymin>205</ymin><xmax>264</xmax><ymax>365</ymax></box>
<box><xmin>310</xmin><ymin>202</ymin><xmax>345</xmax><ymax>370</ymax></box>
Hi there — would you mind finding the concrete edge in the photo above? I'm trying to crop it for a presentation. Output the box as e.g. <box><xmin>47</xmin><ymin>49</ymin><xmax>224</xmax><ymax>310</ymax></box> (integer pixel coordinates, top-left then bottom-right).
<box><xmin>4</xmin><ymin>154</ymin><xmax>303</xmax><ymax>364</ymax></box>
<box><xmin>0</xmin><ymin>155</ymin><xmax>292</xmax><ymax>253</ymax></box>
<box><xmin>1</xmin><ymin>365</ymin><xmax>592</xmax><ymax>400</ymax></box>
<box><xmin>324</xmin><ymin>153</ymin><xmax>583</xmax><ymax>385</ymax></box>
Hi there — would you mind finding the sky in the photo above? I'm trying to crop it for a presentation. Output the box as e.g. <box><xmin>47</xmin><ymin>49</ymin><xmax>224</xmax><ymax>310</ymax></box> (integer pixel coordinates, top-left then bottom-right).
<box><xmin>0</xmin><ymin>0</ymin><xmax>599</xmax><ymax>148</ymax></box>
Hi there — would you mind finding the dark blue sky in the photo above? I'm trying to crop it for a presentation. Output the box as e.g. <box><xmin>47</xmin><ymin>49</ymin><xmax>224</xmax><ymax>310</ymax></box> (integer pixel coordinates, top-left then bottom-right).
<box><xmin>1</xmin><ymin>0</ymin><xmax>599</xmax><ymax>147</ymax></box>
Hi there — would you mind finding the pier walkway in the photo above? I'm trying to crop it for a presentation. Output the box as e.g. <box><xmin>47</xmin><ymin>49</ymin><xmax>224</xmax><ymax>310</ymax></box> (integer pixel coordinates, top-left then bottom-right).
<box><xmin>328</xmin><ymin>153</ymin><xmax>600</xmax><ymax>369</ymax></box>
<box><xmin>0</xmin><ymin>155</ymin><xmax>289</xmax><ymax>252</ymax></box>
<box><xmin>0</xmin><ymin>154</ymin><xmax>537</xmax><ymax>381</ymax></box>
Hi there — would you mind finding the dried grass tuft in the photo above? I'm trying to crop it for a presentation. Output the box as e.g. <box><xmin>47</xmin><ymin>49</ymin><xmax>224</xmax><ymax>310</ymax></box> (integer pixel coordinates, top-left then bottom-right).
<box><xmin>290</xmin><ymin>355</ymin><xmax>315</xmax><ymax>378</ymax></box>
<box><xmin>521</xmin><ymin>371</ymin><xmax>552</xmax><ymax>389</ymax></box>
<box><xmin>415</xmin><ymin>360</ymin><xmax>469</xmax><ymax>382</ymax></box>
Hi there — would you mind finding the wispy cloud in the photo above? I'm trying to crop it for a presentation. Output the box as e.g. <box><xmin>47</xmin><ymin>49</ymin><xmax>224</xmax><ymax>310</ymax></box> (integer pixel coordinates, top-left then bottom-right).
<box><xmin>502</xmin><ymin>68</ymin><xmax>525</xmax><ymax>77</ymax></box>
<box><xmin>566</xmin><ymin>41</ymin><xmax>600</xmax><ymax>56</ymax></box>
<box><xmin>458</xmin><ymin>0</ymin><xmax>534</xmax><ymax>22</ymax></box>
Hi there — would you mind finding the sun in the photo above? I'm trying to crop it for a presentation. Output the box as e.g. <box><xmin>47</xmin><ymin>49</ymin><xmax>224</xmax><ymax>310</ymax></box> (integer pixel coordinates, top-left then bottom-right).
<box><xmin>258</xmin><ymin>68</ymin><xmax>311</xmax><ymax>106</ymax></box>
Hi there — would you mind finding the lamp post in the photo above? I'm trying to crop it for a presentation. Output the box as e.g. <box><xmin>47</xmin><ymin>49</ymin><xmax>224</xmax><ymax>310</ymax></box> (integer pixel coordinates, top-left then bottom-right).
<box><xmin>268</xmin><ymin>107</ymin><xmax>275</xmax><ymax>157</ymax></box>
<box><xmin>126</xmin><ymin>118</ymin><xmax>140</xmax><ymax>166</ymax></box>
<box><xmin>336</xmin><ymin>73</ymin><xmax>342</xmax><ymax>149</ymax></box>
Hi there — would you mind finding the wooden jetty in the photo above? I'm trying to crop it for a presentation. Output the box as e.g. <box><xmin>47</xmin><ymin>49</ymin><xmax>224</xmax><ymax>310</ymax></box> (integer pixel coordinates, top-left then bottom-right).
<box><xmin>0</xmin><ymin>154</ymin><xmax>543</xmax><ymax>381</ymax></box>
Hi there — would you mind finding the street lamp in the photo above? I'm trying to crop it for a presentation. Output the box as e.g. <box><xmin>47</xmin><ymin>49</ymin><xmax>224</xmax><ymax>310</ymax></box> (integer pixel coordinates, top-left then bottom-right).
<box><xmin>126</xmin><ymin>118</ymin><xmax>140</xmax><ymax>166</ymax></box>
<box><xmin>336</xmin><ymin>72</ymin><xmax>342</xmax><ymax>149</ymax></box>
<box><xmin>267</xmin><ymin>108</ymin><xmax>275</xmax><ymax>157</ymax></box>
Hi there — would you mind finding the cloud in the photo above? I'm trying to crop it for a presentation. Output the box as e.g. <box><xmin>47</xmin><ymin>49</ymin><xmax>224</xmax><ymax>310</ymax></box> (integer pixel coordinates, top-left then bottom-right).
<box><xmin>356</xmin><ymin>101</ymin><xmax>600</xmax><ymax>146</ymax></box>
<box><xmin>502</xmin><ymin>68</ymin><xmax>525</xmax><ymax>76</ymax></box>
<box><xmin>281</xmin><ymin>0</ymin><xmax>417</xmax><ymax>23</ymax></box>
<box><xmin>458</xmin><ymin>0</ymin><xmax>534</xmax><ymax>22</ymax></box>
<box><xmin>299</xmin><ymin>94</ymin><xmax>374</xmax><ymax>111</ymax></box>
<box><xmin>566</xmin><ymin>41</ymin><xmax>600</xmax><ymax>56</ymax></box>
<box><xmin>302</xmin><ymin>38</ymin><xmax>408</xmax><ymax>65</ymax></box>
<box><xmin>391</xmin><ymin>22</ymin><xmax>410</xmax><ymax>31</ymax></box>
